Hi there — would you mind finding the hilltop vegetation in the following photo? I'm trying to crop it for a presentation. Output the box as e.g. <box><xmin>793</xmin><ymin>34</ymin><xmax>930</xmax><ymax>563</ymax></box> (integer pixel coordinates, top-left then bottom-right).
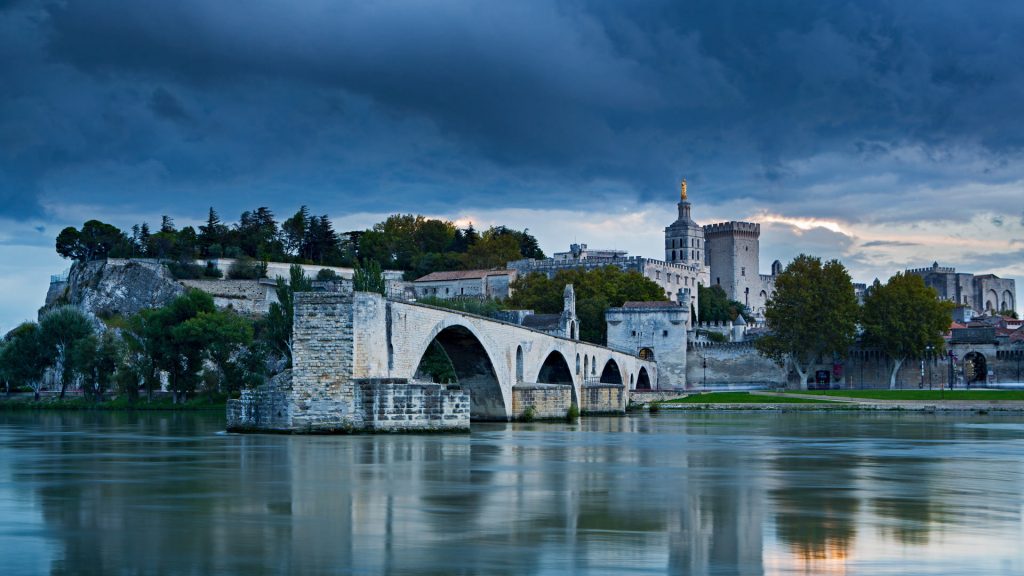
<box><xmin>55</xmin><ymin>208</ymin><xmax>544</xmax><ymax>280</ymax></box>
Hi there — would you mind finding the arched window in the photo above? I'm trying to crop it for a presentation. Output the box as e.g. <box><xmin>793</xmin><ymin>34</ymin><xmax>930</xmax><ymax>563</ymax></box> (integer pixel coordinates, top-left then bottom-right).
<box><xmin>576</xmin><ymin>353</ymin><xmax>581</xmax><ymax>375</ymax></box>
<box><xmin>639</xmin><ymin>348</ymin><xmax>654</xmax><ymax>360</ymax></box>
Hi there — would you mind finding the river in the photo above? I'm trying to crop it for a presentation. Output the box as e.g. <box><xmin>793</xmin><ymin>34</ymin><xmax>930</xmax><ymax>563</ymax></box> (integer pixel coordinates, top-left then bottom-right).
<box><xmin>1</xmin><ymin>410</ymin><xmax>1022</xmax><ymax>575</ymax></box>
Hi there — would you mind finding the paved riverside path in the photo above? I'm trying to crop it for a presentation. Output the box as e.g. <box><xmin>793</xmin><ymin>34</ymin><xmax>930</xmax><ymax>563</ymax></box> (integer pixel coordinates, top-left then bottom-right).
<box><xmin>750</xmin><ymin>391</ymin><xmax>1024</xmax><ymax>412</ymax></box>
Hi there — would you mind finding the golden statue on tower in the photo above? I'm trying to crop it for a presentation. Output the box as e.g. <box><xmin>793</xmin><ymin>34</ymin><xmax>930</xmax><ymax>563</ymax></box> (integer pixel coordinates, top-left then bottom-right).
<box><xmin>680</xmin><ymin>178</ymin><xmax>687</xmax><ymax>200</ymax></box>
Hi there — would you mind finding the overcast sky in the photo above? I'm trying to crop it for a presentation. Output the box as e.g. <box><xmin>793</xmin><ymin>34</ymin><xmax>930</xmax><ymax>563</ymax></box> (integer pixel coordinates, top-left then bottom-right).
<box><xmin>2</xmin><ymin>0</ymin><xmax>1023</xmax><ymax>332</ymax></box>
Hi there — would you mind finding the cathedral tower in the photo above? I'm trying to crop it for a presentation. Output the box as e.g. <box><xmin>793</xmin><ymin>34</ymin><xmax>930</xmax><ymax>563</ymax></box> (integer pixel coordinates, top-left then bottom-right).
<box><xmin>664</xmin><ymin>179</ymin><xmax>705</xmax><ymax>266</ymax></box>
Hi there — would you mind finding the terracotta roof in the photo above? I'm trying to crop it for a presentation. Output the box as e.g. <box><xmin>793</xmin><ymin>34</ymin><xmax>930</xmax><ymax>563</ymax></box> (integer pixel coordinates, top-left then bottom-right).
<box><xmin>621</xmin><ymin>301</ymin><xmax>679</xmax><ymax>308</ymax></box>
<box><xmin>415</xmin><ymin>269</ymin><xmax>513</xmax><ymax>282</ymax></box>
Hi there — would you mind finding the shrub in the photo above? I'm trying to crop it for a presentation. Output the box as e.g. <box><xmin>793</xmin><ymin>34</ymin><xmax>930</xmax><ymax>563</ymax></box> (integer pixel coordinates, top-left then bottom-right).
<box><xmin>166</xmin><ymin>261</ymin><xmax>205</xmax><ymax>279</ymax></box>
<box><xmin>316</xmin><ymin>268</ymin><xmax>340</xmax><ymax>281</ymax></box>
<box><xmin>228</xmin><ymin>257</ymin><xmax>267</xmax><ymax>280</ymax></box>
<box><xmin>519</xmin><ymin>405</ymin><xmax>536</xmax><ymax>422</ymax></box>
<box><xmin>203</xmin><ymin>261</ymin><xmax>223</xmax><ymax>278</ymax></box>
<box><xmin>648</xmin><ymin>402</ymin><xmax>661</xmax><ymax>413</ymax></box>
<box><xmin>566</xmin><ymin>404</ymin><xmax>580</xmax><ymax>422</ymax></box>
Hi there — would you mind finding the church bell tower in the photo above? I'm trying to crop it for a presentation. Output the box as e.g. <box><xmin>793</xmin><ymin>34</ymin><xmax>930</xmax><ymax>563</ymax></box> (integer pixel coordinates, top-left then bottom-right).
<box><xmin>664</xmin><ymin>179</ymin><xmax>705</xmax><ymax>266</ymax></box>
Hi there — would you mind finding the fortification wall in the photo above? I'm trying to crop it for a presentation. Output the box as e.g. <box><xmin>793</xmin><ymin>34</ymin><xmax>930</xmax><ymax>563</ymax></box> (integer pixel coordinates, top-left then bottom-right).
<box><xmin>686</xmin><ymin>343</ymin><xmax>787</xmax><ymax>387</ymax></box>
<box><xmin>179</xmin><ymin>279</ymin><xmax>273</xmax><ymax>313</ymax></box>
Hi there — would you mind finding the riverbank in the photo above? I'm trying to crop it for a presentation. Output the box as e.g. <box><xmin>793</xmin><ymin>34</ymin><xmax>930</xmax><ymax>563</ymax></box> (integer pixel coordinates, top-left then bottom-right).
<box><xmin>651</xmin><ymin>390</ymin><xmax>1024</xmax><ymax>412</ymax></box>
<box><xmin>0</xmin><ymin>394</ymin><xmax>228</xmax><ymax>411</ymax></box>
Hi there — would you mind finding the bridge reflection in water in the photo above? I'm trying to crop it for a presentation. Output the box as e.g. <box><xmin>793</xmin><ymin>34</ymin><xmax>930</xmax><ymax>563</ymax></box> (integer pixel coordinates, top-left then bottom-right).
<box><xmin>3</xmin><ymin>411</ymin><xmax>1023</xmax><ymax>575</ymax></box>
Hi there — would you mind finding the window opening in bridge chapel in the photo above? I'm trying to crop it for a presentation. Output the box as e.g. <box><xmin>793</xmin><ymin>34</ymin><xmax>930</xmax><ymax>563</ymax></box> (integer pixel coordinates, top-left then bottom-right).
<box><xmin>576</xmin><ymin>354</ymin><xmax>581</xmax><ymax>375</ymax></box>
<box><xmin>591</xmin><ymin>356</ymin><xmax>597</xmax><ymax>375</ymax></box>
<box><xmin>639</xmin><ymin>347</ymin><xmax>654</xmax><ymax>360</ymax></box>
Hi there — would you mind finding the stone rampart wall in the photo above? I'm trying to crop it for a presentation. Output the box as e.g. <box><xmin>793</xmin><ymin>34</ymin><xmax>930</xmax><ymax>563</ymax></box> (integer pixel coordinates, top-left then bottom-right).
<box><xmin>580</xmin><ymin>383</ymin><xmax>625</xmax><ymax>414</ymax></box>
<box><xmin>180</xmin><ymin>279</ymin><xmax>272</xmax><ymax>314</ymax></box>
<box><xmin>686</xmin><ymin>345</ymin><xmax>787</xmax><ymax>387</ymax></box>
<box><xmin>511</xmin><ymin>384</ymin><xmax>573</xmax><ymax>419</ymax></box>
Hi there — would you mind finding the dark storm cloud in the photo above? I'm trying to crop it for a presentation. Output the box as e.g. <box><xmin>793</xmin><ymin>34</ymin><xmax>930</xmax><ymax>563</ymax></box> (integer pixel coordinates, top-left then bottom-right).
<box><xmin>2</xmin><ymin>0</ymin><xmax>1024</xmax><ymax>222</ymax></box>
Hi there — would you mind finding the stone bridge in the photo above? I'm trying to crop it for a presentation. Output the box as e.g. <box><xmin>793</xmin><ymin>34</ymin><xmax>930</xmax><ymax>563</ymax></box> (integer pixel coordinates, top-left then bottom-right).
<box><xmin>229</xmin><ymin>288</ymin><xmax>657</xmax><ymax>433</ymax></box>
<box><xmin>357</xmin><ymin>293</ymin><xmax>657</xmax><ymax>419</ymax></box>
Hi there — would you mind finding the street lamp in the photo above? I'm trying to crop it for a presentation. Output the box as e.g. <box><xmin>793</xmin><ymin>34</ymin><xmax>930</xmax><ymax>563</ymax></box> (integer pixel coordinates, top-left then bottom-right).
<box><xmin>922</xmin><ymin>344</ymin><xmax>934</xmax><ymax>390</ymax></box>
<box><xmin>702</xmin><ymin>354</ymin><xmax>707</xmax><ymax>389</ymax></box>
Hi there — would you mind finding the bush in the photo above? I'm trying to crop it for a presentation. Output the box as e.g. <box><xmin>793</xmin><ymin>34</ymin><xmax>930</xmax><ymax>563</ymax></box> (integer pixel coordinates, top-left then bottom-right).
<box><xmin>316</xmin><ymin>268</ymin><xmax>340</xmax><ymax>281</ymax></box>
<box><xmin>648</xmin><ymin>402</ymin><xmax>661</xmax><ymax>413</ymax></box>
<box><xmin>228</xmin><ymin>257</ymin><xmax>267</xmax><ymax>279</ymax></box>
<box><xmin>203</xmin><ymin>261</ymin><xmax>223</xmax><ymax>278</ymax></box>
<box><xmin>566</xmin><ymin>404</ymin><xmax>580</xmax><ymax>422</ymax></box>
<box><xmin>166</xmin><ymin>261</ymin><xmax>205</xmax><ymax>279</ymax></box>
<box><xmin>519</xmin><ymin>405</ymin><xmax>536</xmax><ymax>422</ymax></box>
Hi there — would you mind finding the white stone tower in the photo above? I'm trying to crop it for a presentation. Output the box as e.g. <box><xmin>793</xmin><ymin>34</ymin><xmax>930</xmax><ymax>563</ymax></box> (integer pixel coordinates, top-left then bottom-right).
<box><xmin>664</xmin><ymin>179</ymin><xmax>705</xmax><ymax>266</ymax></box>
<box><xmin>559</xmin><ymin>283</ymin><xmax>579</xmax><ymax>340</ymax></box>
<box><xmin>703</xmin><ymin>221</ymin><xmax>761</xmax><ymax>309</ymax></box>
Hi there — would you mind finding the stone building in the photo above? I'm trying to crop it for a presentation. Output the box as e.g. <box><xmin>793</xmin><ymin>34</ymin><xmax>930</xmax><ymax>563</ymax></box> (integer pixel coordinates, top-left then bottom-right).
<box><xmin>605</xmin><ymin>289</ymin><xmax>691</xmax><ymax>389</ymax></box>
<box><xmin>507</xmin><ymin>245</ymin><xmax>703</xmax><ymax>310</ymax></box>
<box><xmin>702</xmin><ymin>222</ymin><xmax>780</xmax><ymax>317</ymax></box>
<box><xmin>905</xmin><ymin>262</ymin><xmax>1016</xmax><ymax>314</ymax></box>
<box><xmin>413</xmin><ymin>269</ymin><xmax>516</xmax><ymax>300</ymax></box>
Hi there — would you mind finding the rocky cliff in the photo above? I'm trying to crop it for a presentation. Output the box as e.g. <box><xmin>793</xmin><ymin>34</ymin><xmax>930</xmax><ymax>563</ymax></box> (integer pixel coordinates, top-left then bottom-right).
<box><xmin>46</xmin><ymin>259</ymin><xmax>186</xmax><ymax>319</ymax></box>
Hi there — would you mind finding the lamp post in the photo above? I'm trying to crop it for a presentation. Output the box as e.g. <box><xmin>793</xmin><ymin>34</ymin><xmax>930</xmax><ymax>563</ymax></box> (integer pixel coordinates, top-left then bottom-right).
<box><xmin>702</xmin><ymin>354</ymin><xmax>707</xmax><ymax>389</ymax></box>
<box><xmin>923</xmin><ymin>344</ymin><xmax>934</xmax><ymax>390</ymax></box>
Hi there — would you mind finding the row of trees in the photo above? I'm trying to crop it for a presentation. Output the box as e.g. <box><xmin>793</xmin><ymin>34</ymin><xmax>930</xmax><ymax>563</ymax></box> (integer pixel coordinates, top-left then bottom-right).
<box><xmin>56</xmin><ymin>210</ymin><xmax>545</xmax><ymax>281</ymax></box>
<box><xmin>757</xmin><ymin>255</ymin><xmax>953</xmax><ymax>389</ymax></box>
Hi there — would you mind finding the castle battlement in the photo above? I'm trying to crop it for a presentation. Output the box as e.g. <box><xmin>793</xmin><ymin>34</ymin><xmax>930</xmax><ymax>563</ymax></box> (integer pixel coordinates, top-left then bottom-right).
<box><xmin>703</xmin><ymin>221</ymin><xmax>760</xmax><ymax>237</ymax></box>
<box><xmin>907</xmin><ymin>265</ymin><xmax>956</xmax><ymax>274</ymax></box>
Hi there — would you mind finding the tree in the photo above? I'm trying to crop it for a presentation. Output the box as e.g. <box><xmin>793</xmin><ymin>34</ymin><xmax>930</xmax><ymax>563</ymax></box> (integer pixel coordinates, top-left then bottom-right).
<box><xmin>174</xmin><ymin>309</ymin><xmax>255</xmax><ymax>395</ymax></box>
<box><xmin>0</xmin><ymin>323</ymin><xmax>48</xmax><ymax>399</ymax></box>
<box><xmin>55</xmin><ymin>220</ymin><xmax>126</xmax><ymax>262</ymax></box>
<box><xmin>462</xmin><ymin>230</ymin><xmax>522</xmax><ymax>269</ymax></box>
<box><xmin>71</xmin><ymin>331</ymin><xmax>122</xmax><ymax>401</ymax></box>
<box><xmin>698</xmin><ymin>284</ymin><xmax>750</xmax><ymax>322</ymax></box>
<box><xmin>756</xmin><ymin>255</ymin><xmax>859</xmax><ymax>390</ymax></box>
<box><xmin>39</xmin><ymin>306</ymin><xmax>95</xmax><ymax>398</ymax></box>
<box><xmin>353</xmin><ymin>259</ymin><xmax>387</xmax><ymax>295</ymax></box>
<box><xmin>507</xmin><ymin>266</ymin><xmax>667</xmax><ymax>344</ymax></box>
<box><xmin>263</xmin><ymin>265</ymin><xmax>312</xmax><ymax>367</ymax></box>
<box><xmin>198</xmin><ymin>207</ymin><xmax>228</xmax><ymax>257</ymax></box>
<box><xmin>282</xmin><ymin>206</ymin><xmax>310</xmax><ymax>259</ymax></box>
<box><xmin>861</xmin><ymin>273</ymin><xmax>954</xmax><ymax>389</ymax></box>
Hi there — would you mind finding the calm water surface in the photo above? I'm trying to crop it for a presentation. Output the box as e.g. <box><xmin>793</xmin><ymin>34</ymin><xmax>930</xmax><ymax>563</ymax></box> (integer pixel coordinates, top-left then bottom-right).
<box><xmin>1</xmin><ymin>411</ymin><xmax>1023</xmax><ymax>575</ymax></box>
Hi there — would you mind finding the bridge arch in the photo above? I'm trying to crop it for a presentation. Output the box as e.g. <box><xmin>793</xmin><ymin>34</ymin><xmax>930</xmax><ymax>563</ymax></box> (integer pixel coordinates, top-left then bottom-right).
<box><xmin>536</xmin><ymin>349</ymin><xmax>578</xmax><ymax>407</ymax></box>
<box><xmin>635</xmin><ymin>366</ymin><xmax>652</xmax><ymax>390</ymax></box>
<box><xmin>413</xmin><ymin>322</ymin><xmax>507</xmax><ymax>421</ymax></box>
<box><xmin>599</xmin><ymin>359</ymin><xmax>623</xmax><ymax>384</ymax></box>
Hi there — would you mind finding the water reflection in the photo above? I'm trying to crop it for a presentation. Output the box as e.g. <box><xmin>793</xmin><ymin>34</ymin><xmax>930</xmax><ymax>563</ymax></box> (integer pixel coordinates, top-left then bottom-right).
<box><xmin>1</xmin><ymin>411</ymin><xmax>1023</xmax><ymax>575</ymax></box>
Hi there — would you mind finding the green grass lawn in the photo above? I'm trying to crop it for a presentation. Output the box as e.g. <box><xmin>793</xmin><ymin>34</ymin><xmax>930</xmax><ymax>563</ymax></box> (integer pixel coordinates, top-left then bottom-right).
<box><xmin>785</xmin><ymin>389</ymin><xmax>1024</xmax><ymax>401</ymax></box>
<box><xmin>663</xmin><ymin>392</ymin><xmax>836</xmax><ymax>404</ymax></box>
